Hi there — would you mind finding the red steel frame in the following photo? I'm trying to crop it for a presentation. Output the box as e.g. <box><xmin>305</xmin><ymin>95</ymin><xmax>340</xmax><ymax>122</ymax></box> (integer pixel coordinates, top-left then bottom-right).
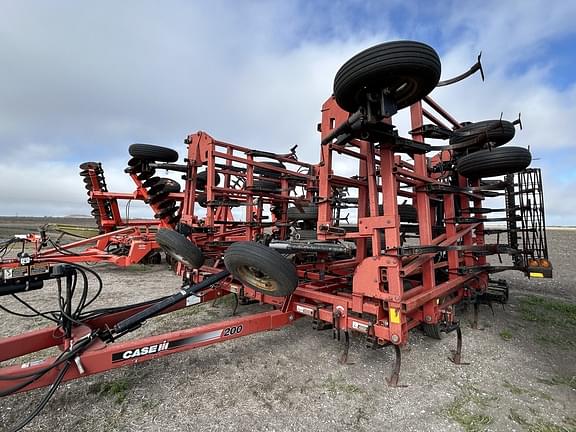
<box><xmin>0</xmin><ymin>95</ymin><xmax>495</xmax><ymax>393</ymax></box>
<box><xmin>0</xmin><ymin>164</ymin><xmax>178</xmax><ymax>269</ymax></box>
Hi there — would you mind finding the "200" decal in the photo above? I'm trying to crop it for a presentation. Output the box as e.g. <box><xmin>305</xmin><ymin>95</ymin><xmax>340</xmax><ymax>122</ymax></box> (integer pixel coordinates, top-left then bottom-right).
<box><xmin>222</xmin><ymin>325</ymin><xmax>243</xmax><ymax>336</ymax></box>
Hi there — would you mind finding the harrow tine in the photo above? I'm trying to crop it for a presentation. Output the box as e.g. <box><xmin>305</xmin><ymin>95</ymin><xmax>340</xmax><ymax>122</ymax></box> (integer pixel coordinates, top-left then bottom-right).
<box><xmin>449</xmin><ymin>326</ymin><xmax>469</xmax><ymax>365</ymax></box>
<box><xmin>386</xmin><ymin>344</ymin><xmax>406</xmax><ymax>387</ymax></box>
<box><xmin>470</xmin><ymin>302</ymin><xmax>485</xmax><ymax>330</ymax></box>
<box><xmin>339</xmin><ymin>330</ymin><xmax>353</xmax><ymax>365</ymax></box>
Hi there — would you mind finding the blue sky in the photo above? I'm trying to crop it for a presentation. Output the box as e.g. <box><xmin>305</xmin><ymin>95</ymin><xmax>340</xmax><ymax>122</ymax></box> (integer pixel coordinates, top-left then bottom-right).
<box><xmin>0</xmin><ymin>0</ymin><xmax>575</xmax><ymax>225</ymax></box>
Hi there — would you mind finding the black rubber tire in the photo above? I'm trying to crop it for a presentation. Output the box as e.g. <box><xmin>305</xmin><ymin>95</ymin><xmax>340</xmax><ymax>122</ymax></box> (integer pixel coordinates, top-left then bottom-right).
<box><xmin>156</xmin><ymin>199</ymin><xmax>177</xmax><ymax>210</ymax></box>
<box><xmin>155</xmin><ymin>206</ymin><xmax>179</xmax><ymax>219</ymax></box>
<box><xmin>450</xmin><ymin>120</ymin><xmax>515</xmax><ymax>147</ymax></box>
<box><xmin>224</xmin><ymin>242</ymin><xmax>298</xmax><ymax>297</ymax></box>
<box><xmin>143</xmin><ymin>176</ymin><xmax>162</xmax><ymax>189</ymax></box>
<box><xmin>141</xmin><ymin>250</ymin><xmax>162</xmax><ymax>265</ymax></box>
<box><xmin>148</xmin><ymin>192</ymin><xmax>170</xmax><ymax>205</ymax></box>
<box><xmin>155</xmin><ymin>229</ymin><xmax>204</xmax><ymax>269</ymax></box>
<box><xmin>137</xmin><ymin>169</ymin><xmax>156</xmax><ymax>181</ymax></box>
<box><xmin>127</xmin><ymin>157</ymin><xmax>142</xmax><ymax>167</ymax></box>
<box><xmin>196</xmin><ymin>193</ymin><xmax>208</xmax><ymax>208</ymax></box>
<box><xmin>195</xmin><ymin>170</ymin><xmax>221</xmax><ymax>190</ymax></box>
<box><xmin>129</xmin><ymin>144</ymin><xmax>179</xmax><ymax>163</ymax></box>
<box><xmin>167</xmin><ymin>214</ymin><xmax>181</xmax><ymax>225</ymax></box>
<box><xmin>148</xmin><ymin>178</ymin><xmax>181</xmax><ymax>195</ymax></box>
<box><xmin>175</xmin><ymin>222</ymin><xmax>193</xmax><ymax>237</ymax></box>
<box><xmin>456</xmin><ymin>146</ymin><xmax>531</xmax><ymax>178</ymax></box>
<box><xmin>421</xmin><ymin>323</ymin><xmax>442</xmax><ymax>339</ymax></box>
<box><xmin>333</xmin><ymin>41</ymin><xmax>441</xmax><ymax>113</ymax></box>
<box><xmin>398</xmin><ymin>204</ymin><xmax>418</xmax><ymax>223</ymax></box>
<box><xmin>252</xmin><ymin>179</ymin><xmax>280</xmax><ymax>192</ymax></box>
<box><xmin>286</xmin><ymin>205</ymin><xmax>319</xmax><ymax>221</ymax></box>
<box><xmin>377</xmin><ymin>204</ymin><xmax>418</xmax><ymax>223</ymax></box>
<box><xmin>254</xmin><ymin>161</ymin><xmax>286</xmax><ymax>178</ymax></box>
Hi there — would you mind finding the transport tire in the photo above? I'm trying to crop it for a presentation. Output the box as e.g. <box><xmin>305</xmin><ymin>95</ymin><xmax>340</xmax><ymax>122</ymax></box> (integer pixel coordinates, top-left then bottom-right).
<box><xmin>421</xmin><ymin>323</ymin><xmax>442</xmax><ymax>339</ymax></box>
<box><xmin>286</xmin><ymin>204</ymin><xmax>319</xmax><ymax>221</ymax></box>
<box><xmin>254</xmin><ymin>161</ymin><xmax>286</xmax><ymax>178</ymax></box>
<box><xmin>141</xmin><ymin>250</ymin><xmax>162</xmax><ymax>265</ymax></box>
<box><xmin>224</xmin><ymin>242</ymin><xmax>298</xmax><ymax>297</ymax></box>
<box><xmin>398</xmin><ymin>204</ymin><xmax>418</xmax><ymax>223</ymax></box>
<box><xmin>252</xmin><ymin>179</ymin><xmax>280</xmax><ymax>192</ymax></box>
<box><xmin>155</xmin><ymin>199</ymin><xmax>177</xmax><ymax>210</ymax></box>
<box><xmin>149</xmin><ymin>192</ymin><xmax>170</xmax><ymax>205</ymax></box>
<box><xmin>148</xmin><ymin>178</ymin><xmax>181</xmax><ymax>195</ymax></box>
<box><xmin>155</xmin><ymin>206</ymin><xmax>179</xmax><ymax>219</ymax></box>
<box><xmin>377</xmin><ymin>204</ymin><xmax>418</xmax><ymax>223</ymax></box>
<box><xmin>175</xmin><ymin>222</ymin><xmax>192</xmax><ymax>237</ymax></box>
<box><xmin>167</xmin><ymin>214</ymin><xmax>181</xmax><ymax>225</ymax></box>
<box><xmin>196</xmin><ymin>193</ymin><xmax>208</xmax><ymax>208</ymax></box>
<box><xmin>143</xmin><ymin>176</ymin><xmax>162</xmax><ymax>188</ymax></box>
<box><xmin>127</xmin><ymin>157</ymin><xmax>142</xmax><ymax>167</ymax></box>
<box><xmin>136</xmin><ymin>169</ymin><xmax>156</xmax><ymax>181</ymax></box>
<box><xmin>334</xmin><ymin>40</ymin><xmax>441</xmax><ymax>113</ymax></box>
<box><xmin>195</xmin><ymin>170</ymin><xmax>221</xmax><ymax>190</ymax></box>
<box><xmin>155</xmin><ymin>229</ymin><xmax>204</xmax><ymax>269</ymax></box>
<box><xmin>456</xmin><ymin>146</ymin><xmax>531</xmax><ymax>178</ymax></box>
<box><xmin>450</xmin><ymin>120</ymin><xmax>515</xmax><ymax>148</ymax></box>
<box><xmin>129</xmin><ymin>144</ymin><xmax>179</xmax><ymax>162</ymax></box>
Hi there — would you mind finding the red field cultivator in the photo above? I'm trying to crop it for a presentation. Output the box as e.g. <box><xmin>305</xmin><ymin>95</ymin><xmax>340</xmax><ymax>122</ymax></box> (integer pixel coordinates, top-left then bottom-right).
<box><xmin>0</xmin><ymin>41</ymin><xmax>553</xmax><ymax>431</ymax></box>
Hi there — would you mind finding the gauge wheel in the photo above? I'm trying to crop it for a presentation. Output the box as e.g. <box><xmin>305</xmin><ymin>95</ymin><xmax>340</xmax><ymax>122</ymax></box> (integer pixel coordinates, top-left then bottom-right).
<box><xmin>155</xmin><ymin>229</ymin><xmax>204</xmax><ymax>269</ymax></box>
<box><xmin>450</xmin><ymin>119</ymin><xmax>515</xmax><ymax>148</ymax></box>
<box><xmin>223</xmin><ymin>242</ymin><xmax>298</xmax><ymax>297</ymax></box>
<box><xmin>334</xmin><ymin>40</ymin><xmax>441</xmax><ymax>113</ymax></box>
<box><xmin>456</xmin><ymin>147</ymin><xmax>531</xmax><ymax>178</ymax></box>
<box><xmin>129</xmin><ymin>144</ymin><xmax>179</xmax><ymax>162</ymax></box>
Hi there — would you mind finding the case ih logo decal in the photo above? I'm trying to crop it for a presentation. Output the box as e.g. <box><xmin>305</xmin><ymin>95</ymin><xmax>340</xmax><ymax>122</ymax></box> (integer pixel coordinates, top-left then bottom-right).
<box><xmin>112</xmin><ymin>326</ymin><xmax>243</xmax><ymax>362</ymax></box>
<box><xmin>116</xmin><ymin>341</ymin><xmax>170</xmax><ymax>361</ymax></box>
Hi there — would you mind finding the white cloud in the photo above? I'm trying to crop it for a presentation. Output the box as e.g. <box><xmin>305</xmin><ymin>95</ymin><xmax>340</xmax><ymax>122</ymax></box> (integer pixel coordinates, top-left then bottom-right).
<box><xmin>0</xmin><ymin>1</ymin><xmax>574</xmax><ymax>225</ymax></box>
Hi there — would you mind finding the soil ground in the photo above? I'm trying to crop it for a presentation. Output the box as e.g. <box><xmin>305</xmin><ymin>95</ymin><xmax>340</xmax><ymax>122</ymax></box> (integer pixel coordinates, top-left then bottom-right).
<box><xmin>0</xmin><ymin>220</ymin><xmax>574</xmax><ymax>432</ymax></box>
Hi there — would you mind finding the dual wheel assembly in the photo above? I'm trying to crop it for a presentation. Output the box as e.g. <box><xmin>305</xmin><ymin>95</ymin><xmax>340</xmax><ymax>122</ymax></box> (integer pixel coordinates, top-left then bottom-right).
<box><xmin>156</xmin><ymin>229</ymin><xmax>298</xmax><ymax>297</ymax></box>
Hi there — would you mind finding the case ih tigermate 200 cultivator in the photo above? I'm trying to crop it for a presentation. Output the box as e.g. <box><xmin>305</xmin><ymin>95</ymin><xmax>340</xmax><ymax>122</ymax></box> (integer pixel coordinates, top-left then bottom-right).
<box><xmin>0</xmin><ymin>41</ymin><xmax>552</xmax><ymax>430</ymax></box>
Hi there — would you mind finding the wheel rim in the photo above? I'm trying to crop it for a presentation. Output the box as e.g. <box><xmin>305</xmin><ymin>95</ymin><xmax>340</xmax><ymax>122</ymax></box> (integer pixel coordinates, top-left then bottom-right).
<box><xmin>364</xmin><ymin>75</ymin><xmax>420</xmax><ymax>107</ymax></box>
<box><xmin>235</xmin><ymin>265</ymin><xmax>280</xmax><ymax>293</ymax></box>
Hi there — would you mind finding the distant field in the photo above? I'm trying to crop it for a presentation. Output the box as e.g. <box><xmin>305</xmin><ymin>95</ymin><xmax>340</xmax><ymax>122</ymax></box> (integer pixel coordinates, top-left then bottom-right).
<box><xmin>0</xmin><ymin>216</ymin><xmax>97</xmax><ymax>241</ymax></box>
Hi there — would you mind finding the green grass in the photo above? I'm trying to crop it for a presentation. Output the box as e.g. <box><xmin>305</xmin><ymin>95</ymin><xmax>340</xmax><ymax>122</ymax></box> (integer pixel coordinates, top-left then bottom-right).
<box><xmin>88</xmin><ymin>378</ymin><xmax>133</xmax><ymax>404</ymax></box>
<box><xmin>518</xmin><ymin>296</ymin><xmax>576</xmax><ymax>351</ymax></box>
<box><xmin>323</xmin><ymin>374</ymin><xmax>362</xmax><ymax>396</ymax></box>
<box><xmin>534</xmin><ymin>334</ymin><xmax>576</xmax><ymax>350</ymax></box>
<box><xmin>509</xmin><ymin>408</ymin><xmax>530</xmax><ymax>426</ymax></box>
<box><xmin>442</xmin><ymin>386</ymin><xmax>497</xmax><ymax>432</ymax></box>
<box><xmin>508</xmin><ymin>408</ymin><xmax>575</xmax><ymax>432</ymax></box>
<box><xmin>502</xmin><ymin>380</ymin><xmax>553</xmax><ymax>401</ymax></box>
<box><xmin>537</xmin><ymin>375</ymin><xmax>576</xmax><ymax>391</ymax></box>
<box><xmin>527</xmin><ymin>422</ymin><xmax>573</xmax><ymax>432</ymax></box>
<box><xmin>519</xmin><ymin>296</ymin><xmax>576</xmax><ymax>327</ymax></box>
<box><xmin>499</xmin><ymin>329</ymin><xmax>513</xmax><ymax>341</ymax></box>
<box><xmin>212</xmin><ymin>293</ymin><xmax>237</xmax><ymax>308</ymax></box>
<box><xmin>141</xmin><ymin>399</ymin><xmax>161</xmax><ymax>412</ymax></box>
<box><xmin>167</xmin><ymin>304</ymin><xmax>205</xmax><ymax>318</ymax></box>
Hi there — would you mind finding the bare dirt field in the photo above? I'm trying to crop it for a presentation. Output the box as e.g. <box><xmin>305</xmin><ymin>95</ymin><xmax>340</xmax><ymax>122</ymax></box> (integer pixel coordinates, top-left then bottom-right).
<box><xmin>0</xmin><ymin>221</ymin><xmax>574</xmax><ymax>432</ymax></box>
